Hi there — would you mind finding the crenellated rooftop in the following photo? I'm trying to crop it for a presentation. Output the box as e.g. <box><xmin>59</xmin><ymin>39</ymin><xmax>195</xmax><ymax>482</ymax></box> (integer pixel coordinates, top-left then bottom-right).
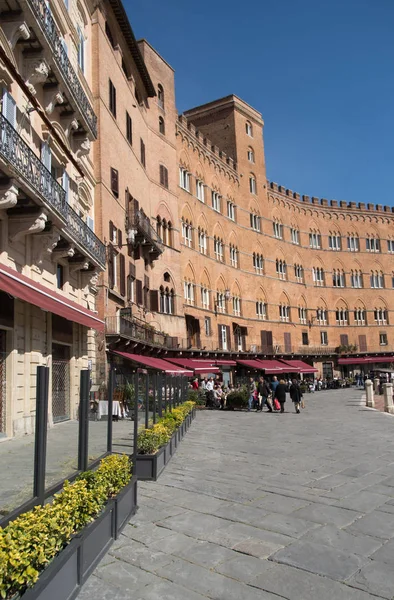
<box><xmin>268</xmin><ymin>182</ymin><xmax>394</xmax><ymax>215</ymax></box>
<box><xmin>177</xmin><ymin>114</ymin><xmax>238</xmax><ymax>174</ymax></box>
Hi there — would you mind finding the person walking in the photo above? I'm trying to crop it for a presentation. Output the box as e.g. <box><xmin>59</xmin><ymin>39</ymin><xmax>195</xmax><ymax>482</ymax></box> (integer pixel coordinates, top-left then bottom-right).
<box><xmin>257</xmin><ymin>376</ymin><xmax>272</xmax><ymax>412</ymax></box>
<box><xmin>289</xmin><ymin>378</ymin><xmax>303</xmax><ymax>413</ymax></box>
<box><xmin>270</xmin><ymin>375</ymin><xmax>279</xmax><ymax>396</ymax></box>
<box><xmin>274</xmin><ymin>379</ymin><xmax>287</xmax><ymax>413</ymax></box>
<box><xmin>248</xmin><ymin>377</ymin><xmax>257</xmax><ymax>412</ymax></box>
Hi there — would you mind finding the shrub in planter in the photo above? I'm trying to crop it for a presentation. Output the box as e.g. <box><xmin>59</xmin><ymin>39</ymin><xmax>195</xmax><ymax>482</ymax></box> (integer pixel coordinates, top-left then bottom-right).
<box><xmin>226</xmin><ymin>386</ymin><xmax>249</xmax><ymax>409</ymax></box>
<box><xmin>0</xmin><ymin>454</ymin><xmax>131</xmax><ymax>600</ymax></box>
<box><xmin>137</xmin><ymin>401</ymin><xmax>195</xmax><ymax>455</ymax></box>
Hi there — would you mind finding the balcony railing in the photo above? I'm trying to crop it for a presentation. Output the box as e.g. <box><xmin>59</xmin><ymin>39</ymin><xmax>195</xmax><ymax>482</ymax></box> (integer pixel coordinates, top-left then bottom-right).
<box><xmin>106</xmin><ymin>316</ymin><xmax>177</xmax><ymax>349</ymax></box>
<box><xmin>0</xmin><ymin>114</ymin><xmax>105</xmax><ymax>268</ymax></box>
<box><xmin>26</xmin><ymin>0</ymin><xmax>97</xmax><ymax>137</ymax></box>
<box><xmin>127</xmin><ymin>208</ymin><xmax>164</xmax><ymax>256</ymax></box>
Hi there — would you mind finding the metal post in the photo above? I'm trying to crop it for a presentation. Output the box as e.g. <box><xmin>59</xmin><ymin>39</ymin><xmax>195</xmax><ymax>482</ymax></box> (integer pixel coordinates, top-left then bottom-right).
<box><xmin>78</xmin><ymin>370</ymin><xmax>90</xmax><ymax>472</ymax></box>
<box><xmin>33</xmin><ymin>366</ymin><xmax>49</xmax><ymax>505</ymax></box>
<box><xmin>176</xmin><ymin>376</ymin><xmax>180</xmax><ymax>406</ymax></box>
<box><xmin>169</xmin><ymin>375</ymin><xmax>172</xmax><ymax>412</ymax></box>
<box><xmin>107</xmin><ymin>365</ymin><xmax>114</xmax><ymax>453</ymax></box>
<box><xmin>153</xmin><ymin>372</ymin><xmax>157</xmax><ymax>424</ymax></box>
<box><xmin>133</xmin><ymin>371</ymin><xmax>139</xmax><ymax>467</ymax></box>
<box><xmin>163</xmin><ymin>373</ymin><xmax>167</xmax><ymax>413</ymax></box>
<box><xmin>158</xmin><ymin>373</ymin><xmax>163</xmax><ymax>418</ymax></box>
<box><xmin>145</xmin><ymin>373</ymin><xmax>149</xmax><ymax>429</ymax></box>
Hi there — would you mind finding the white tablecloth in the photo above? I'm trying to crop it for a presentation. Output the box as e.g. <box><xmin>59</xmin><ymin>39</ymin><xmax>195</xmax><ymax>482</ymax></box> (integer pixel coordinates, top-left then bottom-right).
<box><xmin>98</xmin><ymin>400</ymin><xmax>126</xmax><ymax>420</ymax></box>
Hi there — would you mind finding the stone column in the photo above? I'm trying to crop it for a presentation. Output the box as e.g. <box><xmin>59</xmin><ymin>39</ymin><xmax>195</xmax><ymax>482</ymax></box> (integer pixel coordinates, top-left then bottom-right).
<box><xmin>383</xmin><ymin>383</ymin><xmax>394</xmax><ymax>414</ymax></box>
<box><xmin>365</xmin><ymin>379</ymin><xmax>375</xmax><ymax>408</ymax></box>
<box><xmin>374</xmin><ymin>378</ymin><xmax>380</xmax><ymax>395</ymax></box>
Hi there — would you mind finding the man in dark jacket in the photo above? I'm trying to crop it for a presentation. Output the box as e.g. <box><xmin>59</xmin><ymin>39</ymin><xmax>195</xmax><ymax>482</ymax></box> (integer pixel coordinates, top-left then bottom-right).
<box><xmin>257</xmin><ymin>376</ymin><xmax>272</xmax><ymax>412</ymax></box>
<box><xmin>290</xmin><ymin>379</ymin><xmax>303</xmax><ymax>413</ymax></box>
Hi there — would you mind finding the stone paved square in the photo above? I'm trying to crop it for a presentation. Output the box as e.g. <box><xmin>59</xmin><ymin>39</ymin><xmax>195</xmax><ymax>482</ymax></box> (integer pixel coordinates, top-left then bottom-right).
<box><xmin>80</xmin><ymin>389</ymin><xmax>394</xmax><ymax>599</ymax></box>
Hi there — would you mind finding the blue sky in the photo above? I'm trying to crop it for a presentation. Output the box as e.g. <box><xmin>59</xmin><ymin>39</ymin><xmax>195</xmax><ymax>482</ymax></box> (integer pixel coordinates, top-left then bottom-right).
<box><xmin>126</xmin><ymin>0</ymin><xmax>394</xmax><ymax>205</ymax></box>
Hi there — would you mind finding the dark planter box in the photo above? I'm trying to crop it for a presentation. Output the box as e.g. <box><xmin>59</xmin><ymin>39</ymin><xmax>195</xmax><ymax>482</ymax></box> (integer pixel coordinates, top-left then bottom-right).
<box><xmin>135</xmin><ymin>411</ymin><xmax>195</xmax><ymax>481</ymax></box>
<box><xmin>19</xmin><ymin>478</ymin><xmax>137</xmax><ymax>600</ymax></box>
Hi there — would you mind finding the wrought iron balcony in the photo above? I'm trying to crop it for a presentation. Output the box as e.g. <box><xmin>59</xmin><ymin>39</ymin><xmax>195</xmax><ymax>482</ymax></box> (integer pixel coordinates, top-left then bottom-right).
<box><xmin>106</xmin><ymin>315</ymin><xmax>177</xmax><ymax>349</ymax></box>
<box><xmin>25</xmin><ymin>0</ymin><xmax>97</xmax><ymax>137</ymax></box>
<box><xmin>0</xmin><ymin>113</ymin><xmax>105</xmax><ymax>268</ymax></box>
<box><xmin>127</xmin><ymin>208</ymin><xmax>164</xmax><ymax>258</ymax></box>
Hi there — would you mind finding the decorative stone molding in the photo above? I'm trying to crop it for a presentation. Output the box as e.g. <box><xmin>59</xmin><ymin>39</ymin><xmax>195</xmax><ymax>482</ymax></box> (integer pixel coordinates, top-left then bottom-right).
<box><xmin>2</xmin><ymin>20</ymin><xmax>30</xmax><ymax>49</ymax></box>
<box><xmin>44</xmin><ymin>89</ymin><xmax>64</xmax><ymax>115</ymax></box>
<box><xmin>70</xmin><ymin>260</ymin><xmax>89</xmax><ymax>273</ymax></box>
<box><xmin>82</xmin><ymin>268</ymin><xmax>99</xmax><ymax>295</ymax></box>
<box><xmin>74</xmin><ymin>136</ymin><xmax>91</xmax><ymax>161</ymax></box>
<box><xmin>25</xmin><ymin>57</ymin><xmax>49</xmax><ymax>95</ymax></box>
<box><xmin>8</xmin><ymin>211</ymin><xmax>47</xmax><ymax>242</ymax></box>
<box><xmin>61</xmin><ymin>116</ymin><xmax>79</xmax><ymax>138</ymax></box>
<box><xmin>52</xmin><ymin>244</ymin><xmax>75</xmax><ymax>259</ymax></box>
<box><xmin>0</xmin><ymin>180</ymin><xmax>18</xmax><ymax>213</ymax></box>
<box><xmin>33</xmin><ymin>228</ymin><xmax>61</xmax><ymax>268</ymax></box>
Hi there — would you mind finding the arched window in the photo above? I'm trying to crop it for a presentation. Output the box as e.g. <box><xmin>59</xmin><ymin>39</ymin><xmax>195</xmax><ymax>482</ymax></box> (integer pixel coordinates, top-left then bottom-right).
<box><xmin>250</xmin><ymin>212</ymin><xmax>260</xmax><ymax>231</ymax></box>
<box><xmin>370</xmin><ymin>270</ymin><xmax>384</xmax><ymax>289</ymax></box>
<box><xmin>159</xmin><ymin>116</ymin><xmax>165</xmax><ymax>135</ymax></box>
<box><xmin>336</xmin><ymin>308</ymin><xmax>349</xmax><ymax>325</ymax></box>
<box><xmin>309</xmin><ymin>229</ymin><xmax>322</xmax><ymax>249</ymax></box>
<box><xmin>374</xmin><ymin>307</ymin><xmax>388</xmax><ymax>325</ymax></box>
<box><xmin>245</xmin><ymin>120</ymin><xmax>253</xmax><ymax>136</ymax></box>
<box><xmin>294</xmin><ymin>264</ymin><xmax>304</xmax><ymax>282</ymax></box>
<box><xmin>156</xmin><ymin>216</ymin><xmax>162</xmax><ymax>238</ymax></box>
<box><xmin>354</xmin><ymin>307</ymin><xmax>366</xmax><ymax>326</ymax></box>
<box><xmin>316</xmin><ymin>307</ymin><xmax>328</xmax><ymax>325</ymax></box>
<box><xmin>253</xmin><ymin>253</ymin><xmax>264</xmax><ymax>274</ymax></box>
<box><xmin>350</xmin><ymin>270</ymin><xmax>363</xmax><ymax>288</ymax></box>
<box><xmin>229</xmin><ymin>245</ymin><xmax>238</xmax><ymax>268</ymax></box>
<box><xmin>347</xmin><ymin>233</ymin><xmax>359</xmax><ymax>251</ymax></box>
<box><xmin>333</xmin><ymin>269</ymin><xmax>345</xmax><ymax>288</ymax></box>
<box><xmin>247</xmin><ymin>147</ymin><xmax>255</xmax><ymax>162</ymax></box>
<box><xmin>366</xmin><ymin>235</ymin><xmax>380</xmax><ymax>252</ymax></box>
<box><xmin>157</xmin><ymin>84</ymin><xmax>164</xmax><ymax>109</ymax></box>
<box><xmin>312</xmin><ymin>266</ymin><xmax>325</xmax><ymax>286</ymax></box>
<box><xmin>256</xmin><ymin>300</ymin><xmax>267</xmax><ymax>319</ymax></box>
<box><xmin>160</xmin><ymin>286</ymin><xmax>175</xmax><ymax>314</ymax></box>
<box><xmin>213</xmin><ymin>237</ymin><xmax>224</xmax><ymax>262</ymax></box>
<box><xmin>273</xmin><ymin>219</ymin><xmax>283</xmax><ymax>239</ymax></box>
<box><xmin>181</xmin><ymin>218</ymin><xmax>193</xmax><ymax>247</ymax></box>
<box><xmin>298</xmin><ymin>306</ymin><xmax>307</xmax><ymax>324</ymax></box>
<box><xmin>328</xmin><ymin>232</ymin><xmax>341</xmax><ymax>250</ymax></box>
<box><xmin>279</xmin><ymin>304</ymin><xmax>290</xmax><ymax>322</ymax></box>
<box><xmin>276</xmin><ymin>259</ymin><xmax>287</xmax><ymax>280</ymax></box>
<box><xmin>198</xmin><ymin>228</ymin><xmax>207</xmax><ymax>255</ymax></box>
<box><xmin>249</xmin><ymin>174</ymin><xmax>257</xmax><ymax>195</ymax></box>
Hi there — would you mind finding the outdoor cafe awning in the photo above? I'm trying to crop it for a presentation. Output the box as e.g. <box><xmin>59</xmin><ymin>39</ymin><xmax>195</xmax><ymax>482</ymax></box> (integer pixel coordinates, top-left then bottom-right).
<box><xmin>0</xmin><ymin>263</ymin><xmax>104</xmax><ymax>331</ymax></box>
<box><xmin>279</xmin><ymin>360</ymin><xmax>318</xmax><ymax>374</ymax></box>
<box><xmin>338</xmin><ymin>356</ymin><xmax>394</xmax><ymax>365</ymax></box>
<box><xmin>237</xmin><ymin>359</ymin><xmax>285</xmax><ymax>373</ymax></box>
<box><xmin>112</xmin><ymin>351</ymin><xmax>193</xmax><ymax>375</ymax></box>
<box><xmin>167</xmin><ymin>358</ymin><xmax>220</xmax><ymax>374</ymax></box>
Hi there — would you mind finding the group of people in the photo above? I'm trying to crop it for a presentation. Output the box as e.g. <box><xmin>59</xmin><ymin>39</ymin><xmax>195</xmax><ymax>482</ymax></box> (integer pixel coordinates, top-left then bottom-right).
<box><xmin>248</xmin><ymin>376</ymin><xmax>304</xmax><ymax>414</ymax></box>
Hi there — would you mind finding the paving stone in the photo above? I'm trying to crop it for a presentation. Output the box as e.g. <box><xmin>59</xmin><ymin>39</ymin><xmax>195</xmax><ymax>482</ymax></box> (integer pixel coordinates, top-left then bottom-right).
<box><xmin>249</xmin><ymin>492</ymin><xmax>311</xmax><ymax>514</ymax></box>
<box><xmin>346</xmin><ymin>511</ymin><xmax>394</xmax><ymax>539</ymax></box>
<box><xmin>257</xmin><ymin>513</ymin><xmax>319</xmax><ymax>538</ymax></box>
<box><xmin>250</xmin><ymin>560</ymin><xmax>378</xmax><ymax>600</ymax></box>
<box><xmin>156</xmin><ymin>511</ymin><xmax>228</xmax><ymax>539</ymax></box>
<box><xmin>301</xmin><ymin>524</ymin><xmax>382</xmax><ymax>556</ymax></box>
<box><xmin>110</xmin><ymin>539</ymin><xmax>174</xmax><ymax>572</ymax></box>
<box><xmin>333</xmin><ymin>490</ymin><xmax>389</xmax><ymax>512</ymax></box>
<box><xmin>95</xmin><ymin>560</ymin><xmax>158</xmax><ymax>593</ymax></box>
<box><xmin>271</xmin><ymin>540</ymin><xmax>367</xmax><ymax>581</ymax></box>
<box><xmin>292</xmin><ymin>503</ymin><xmax>361</xmax><ymax>527</ymax></box>
<box><xmin>78</xmin><ymin>574</ymin><xmax>132</xmax><ymax>600</ymax></box>
<box><xmin>347</xmin><ymin>560</ymin><xmax>394</xmax><ymax>598</ymax></box>
<box><xmin>233</xmin><ymin>538</ymin><xmax>282</xmax><ymax>558</ymax></box>
<box><xmin>308</xmin><ymin>473</ymin><xmax>352</xmax><ymax>490</ymax></box>
<box><xmin>369</xmin><ymin>539</ymin><xmax>394</xmax><ymax>565</ymax></box>
<box><xmin>214</xmin><ymin>554</ymin><xmax>272</xmax><ymax>583</ymax></box>
<box><xmin>134</xmin><ymin>580</ymin><xmax>211</xmax><ymax>600</ymax></box>
<box><xmin>206</xmin><ymin>521</ymin><xmax>293</xmax><ymax>549</ymax></box>
<box><xmin>121</xmin><ymin>522</ymin><xmax>176</xmax><ymax>545</ymax></box>
<box><xmin>154</xmin><ymin>556</ymin><xmax>280</xmax><ymax>600</ymax></box>
<box><xmin>211</xmin><ymin>501</ymin><xmax>270</xmax><ymax>526</ymax></box>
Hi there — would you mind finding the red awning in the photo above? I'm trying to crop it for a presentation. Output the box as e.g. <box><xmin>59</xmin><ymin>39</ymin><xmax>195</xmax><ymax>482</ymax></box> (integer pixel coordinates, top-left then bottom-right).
<box><xmin>0</xmin><ymin>263</ymin><xmax>104</xmax><ymax>331</ymax></box>
<box><xmin>215</xmin><ymin>359</ymin><xmax>237</xmax><ymax>366</ymax></box>
<box><xmin>112</xmin><ymin>351</ymin><xmax>193</xmax><ymax>375</ymax></box>
<box><xmin>280</xmin><ymin>360</ymin><xmax>318</xmax><ymax>374</ymax></box>
<box><xmin>338</xmin><ymin>356</ymin><xmax>394</xmax><ymax>365</ymax></box>
<box><xmin>257</xmin><ymin>360</ymin><xmax>287</xmax><ymax>374</ymax></box>
<box><xmin>167</xmin><ymin>358</ymin><xmax>220</xmax><ymax>374</ymax></box>
<box><xmin>237</xmin><ymin>359</ymin><xmax>266</xmax><ymax>370</ymax></box>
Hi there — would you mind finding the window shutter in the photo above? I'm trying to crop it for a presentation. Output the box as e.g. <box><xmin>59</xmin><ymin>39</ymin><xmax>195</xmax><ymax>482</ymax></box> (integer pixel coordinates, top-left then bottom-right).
<box><xmin>133</xmin><ymin>245</ymin><xmax>141</xmax><ymax>260</ymax></box>
<box><xmin>359</xmin><ymin>335</ymin><xmax>367</xmax><ymax>352</ymax></box>
<box><xmin>108</xmin><ymin>246</ymin><xmax>114</xmax><ymax>288</ymax></box>
<box><xmin>340</xmin><ymin>334</ymin><xmax>349</xmax><ymax>346</ymax></box>
<box><xmin>226</xmin><ymin>325</ymin><xmax>231</xmax><ymax>350</ymax></box>
<box><xmin>129</xmin><ymin>262</ymin><xmax>136</xmax><ymax>278</ymax></box>
<box><xmin>41</xmin><ymin>142</ymin><xmax>51</xmax><ymax>171</ymax></box>
<box><xmin>109</xmin><ymin>220</ymin><xmax>114</xmax><ymax>241</ymax></box>
<box><xmin>159</xmin><ymin>165</ymin><xmax>164</xmax><ymax>186</ymax></box>
<box><xmin>284</xmin><ymin>332</ymin><xmax>291</xmax><ymax>353</ymax></box>
<box><xmin>86</xmin><ymin>215</ymin><xmax>94</xmax><ymax>231</ymax></box>
<box><xmin>165</xmin><ymin>168</ymin><xmax>168</xmax><ymax>188</ymax></box>
<box><xmin>150</xmin><ymin>290</ymin><xmax>159</xmax><ymax>312</ymax></box>
<box><xmin>217</xmin><ymin>324</ymin><xmax>222</xmax><ymax>349</ymax></box>
<box><xmin>118</xmin><ymin>228</ymin><xmax>122</xmax><ymax>249</ymax></box>
<box><xmin>119</xmin><ymin>253</ymin><xmax>125</xmax><ymax>296</ymax></box>
<box><xmin>136</xmin><ymin>279</ymin><xmax>143</xmax><ymax>305</ymax></box>
<box><xmin>2</xmin><ymin>89</ymin><xmax>16</xmax><ymax>127</ymax></box>
<box><xmin>110</xmin><ymin>168</ymin><xmax>119</xmax><ymax>197</ymax></box>
<box><xmin>62</xmin><ymin>171</ymin><xmax>69</xmax><ymax>204</ymax></box>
